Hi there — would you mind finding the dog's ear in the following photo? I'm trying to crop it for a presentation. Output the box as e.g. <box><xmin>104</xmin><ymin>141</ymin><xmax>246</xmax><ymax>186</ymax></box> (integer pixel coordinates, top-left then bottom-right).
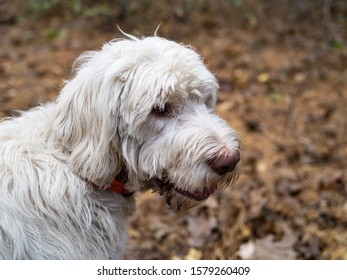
<box><xmin>53</xmin><ymin>55</ymin><xmax>124</xmax><ymax>187</ymax></box>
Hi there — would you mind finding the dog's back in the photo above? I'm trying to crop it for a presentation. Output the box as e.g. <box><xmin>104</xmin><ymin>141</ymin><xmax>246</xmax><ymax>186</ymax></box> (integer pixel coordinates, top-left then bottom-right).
<box><xmin>0</xmin><ymin>105</ymin><xmax>132</xmax><ymax>259</ymax></box>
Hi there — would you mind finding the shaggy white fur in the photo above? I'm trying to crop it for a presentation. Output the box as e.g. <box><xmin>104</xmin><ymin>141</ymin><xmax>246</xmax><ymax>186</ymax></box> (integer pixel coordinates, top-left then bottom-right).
<box><xmin>0</xmin><ymin>34</ymin><xmax>240</xmax><ymax>259</ymax></box>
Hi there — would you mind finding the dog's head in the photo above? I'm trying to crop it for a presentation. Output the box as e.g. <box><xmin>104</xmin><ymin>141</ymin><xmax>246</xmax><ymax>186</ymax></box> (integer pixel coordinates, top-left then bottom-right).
<box><xmin>54</xmin><ymin>34</ymin><xmax>240</xmax><ymax>210</ymax></box>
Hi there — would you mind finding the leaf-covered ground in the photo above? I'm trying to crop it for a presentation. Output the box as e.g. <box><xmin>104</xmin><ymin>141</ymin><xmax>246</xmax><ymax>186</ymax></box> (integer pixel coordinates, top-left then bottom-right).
<box><xmin>0</xmin><ymin>1</ymin><xmax>346</xmax><ymax>259</ymax></box>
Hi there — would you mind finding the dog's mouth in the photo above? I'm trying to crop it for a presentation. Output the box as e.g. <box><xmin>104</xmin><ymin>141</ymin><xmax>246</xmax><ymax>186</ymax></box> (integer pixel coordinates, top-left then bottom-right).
<box><xmin>153</xmin><ymin>178</ymin><xmax>217</xmax><ymax>209</ymax></box>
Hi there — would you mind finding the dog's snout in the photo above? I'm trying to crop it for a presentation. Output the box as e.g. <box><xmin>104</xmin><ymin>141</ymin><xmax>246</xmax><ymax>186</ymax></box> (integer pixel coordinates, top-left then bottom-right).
<box><xmin>208</xmin><ymin>150</ymin><xmax>240</xmax><ymax>175</ymax></box>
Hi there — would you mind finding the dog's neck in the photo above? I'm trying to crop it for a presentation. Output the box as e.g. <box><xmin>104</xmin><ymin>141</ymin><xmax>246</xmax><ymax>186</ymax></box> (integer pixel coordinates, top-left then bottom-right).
<box><xmin>107</xmin><ymin>179</ymin><xmax>133</xmax><ymax>196</ymax></box>
<box><xmin>107</xmin><ymin>170</ymin><xmax>134</xmax><ymax>196</ymax></box>
<box><xmin>89</xmin><ymin>170</ymin><xmax>134</xmax><ymax>197</ymax></box>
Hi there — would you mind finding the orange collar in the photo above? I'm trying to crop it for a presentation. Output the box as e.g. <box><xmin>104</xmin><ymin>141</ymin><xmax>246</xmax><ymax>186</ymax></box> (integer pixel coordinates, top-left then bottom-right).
<box><xmin>88</xmin><ymin>170</ymin><xmax>133</xmax><ymax>196</ymax></box>
<box><xmin>107</xmin><ymin>179</ymin><xmax>134</xmax><ymax>197</ymax></box>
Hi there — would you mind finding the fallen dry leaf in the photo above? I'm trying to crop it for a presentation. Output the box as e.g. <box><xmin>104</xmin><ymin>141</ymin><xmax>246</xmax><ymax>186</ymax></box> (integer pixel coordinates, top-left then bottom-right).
<box><xmin>187</xmin><ymin>214</ymin><xmax>218</xmax><ymax>248</ymax></box>
<box><xmin>257</xmin><ymin>72</ymin><xmax>270</xmax><ymax>83</ymax></box>
<box><xmin>237</xmin><ymin>223</ymin><xmax>298</xmax><ymax>260</ymax></box>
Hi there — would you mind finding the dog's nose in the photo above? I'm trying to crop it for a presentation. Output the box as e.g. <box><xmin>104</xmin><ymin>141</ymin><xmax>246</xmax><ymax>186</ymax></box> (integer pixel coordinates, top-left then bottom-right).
<box><xmin>208</xmin><ymin>150</ymin><xmax>240</xmax><ymax>175</ymax></box>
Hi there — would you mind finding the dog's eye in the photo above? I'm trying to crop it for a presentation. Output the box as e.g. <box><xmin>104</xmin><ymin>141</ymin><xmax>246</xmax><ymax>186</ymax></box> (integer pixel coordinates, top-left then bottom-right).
<box><xmin>152</xmin><ymin>104</ymin><xmax>173</xmax><ymax>117</ymax></box>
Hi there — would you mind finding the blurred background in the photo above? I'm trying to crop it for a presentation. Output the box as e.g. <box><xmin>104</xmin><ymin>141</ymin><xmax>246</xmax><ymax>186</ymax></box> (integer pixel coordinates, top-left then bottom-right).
<box><xmin>0</xmin><ymin>0</ymin><xmax>346</xmax><ymax>259</ymax></box>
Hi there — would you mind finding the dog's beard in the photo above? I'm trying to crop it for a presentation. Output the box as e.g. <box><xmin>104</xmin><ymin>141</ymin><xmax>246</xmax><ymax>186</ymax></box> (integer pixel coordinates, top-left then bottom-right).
<box><xmin>151</xmin><ymin>172</ymin><xmax>239</xmax><ymax>210</ymax></box>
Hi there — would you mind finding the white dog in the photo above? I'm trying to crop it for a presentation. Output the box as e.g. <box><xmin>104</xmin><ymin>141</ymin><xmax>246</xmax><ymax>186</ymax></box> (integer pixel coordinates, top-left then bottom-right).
<box><xmin>0</xmin><ymin>33</ymin><xmax>240</xmax><ymax>259</ymax></box>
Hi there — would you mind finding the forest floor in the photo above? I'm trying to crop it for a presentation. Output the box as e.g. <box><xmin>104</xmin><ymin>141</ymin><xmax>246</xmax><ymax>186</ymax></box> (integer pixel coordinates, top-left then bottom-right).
<box><xmin>0</xmin><ymin>1</ymin><xmax>346</xmax><ymax>259</ymax></box>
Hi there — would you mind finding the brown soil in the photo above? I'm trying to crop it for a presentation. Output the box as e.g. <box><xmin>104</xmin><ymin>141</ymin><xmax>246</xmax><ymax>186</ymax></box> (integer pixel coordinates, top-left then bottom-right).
<box><xmin>1</xmin><ymin>0</ymin><xmax>346</xmax><ymax>259</ymax></box>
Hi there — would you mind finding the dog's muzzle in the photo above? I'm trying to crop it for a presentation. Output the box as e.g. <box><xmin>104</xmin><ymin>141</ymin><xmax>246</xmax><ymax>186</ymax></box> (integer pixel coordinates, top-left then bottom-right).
<box><xmin>152</xmin><ymin>150</ymin><xmax>240</xmax><ymax>210</ymax></box>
